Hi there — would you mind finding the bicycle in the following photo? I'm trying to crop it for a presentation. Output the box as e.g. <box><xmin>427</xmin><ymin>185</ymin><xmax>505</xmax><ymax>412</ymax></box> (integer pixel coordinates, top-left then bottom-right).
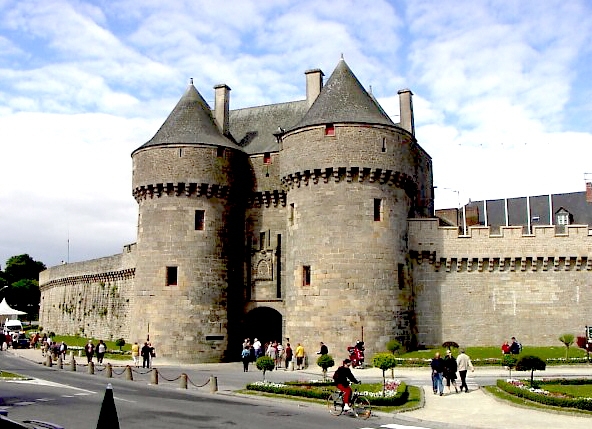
<box><xmin>326</xmin><ymin>386</ymin><xmax>371</xmax><ymax>418</ymax></box>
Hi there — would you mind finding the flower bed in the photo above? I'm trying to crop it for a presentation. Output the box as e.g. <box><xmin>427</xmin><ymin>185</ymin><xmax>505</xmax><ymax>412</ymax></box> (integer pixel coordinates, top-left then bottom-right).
<box><xmin>497</xmin><ymin>379</ymin><xmax>592</xmax><ymax>411</ymax></box>
<box><xmin>246</xmin><ymin>379</ymin><xmax>409</xmax><ymax>405</ymax></box>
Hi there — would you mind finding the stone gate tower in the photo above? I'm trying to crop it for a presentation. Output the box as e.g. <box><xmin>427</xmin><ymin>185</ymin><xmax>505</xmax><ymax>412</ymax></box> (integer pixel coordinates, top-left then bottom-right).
<box><xmin>280</xmin><ymin>59</ymin><xmax>433</xmax><ymax>354</ymax></box>
<box><xmin>130</xmin><ymin>83</ymin><xmax>248</xmax><ymax>362</ymax></box>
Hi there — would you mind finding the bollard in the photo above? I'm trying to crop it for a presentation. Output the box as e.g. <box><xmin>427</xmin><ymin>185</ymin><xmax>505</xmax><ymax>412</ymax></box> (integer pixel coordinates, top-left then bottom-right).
<box><xmin>88</xmin><ymin>361</ymin><xmax>95</xmax><ymax>375</ymax></box>
<box><xmin>70</xmin><ymin>357</ymin><xmax>76</xmax><ymax>372</ymax></box>
<box><xmin>69</xmin><ymin>351</ymin><xmax>74</xmax><ymax>361</ymax></box>
<box><xmin>180</xmin><ymin>373</ymin><xmax>187</xmax><ymax>389</ymax></box>
<box><xmin>57</xmin><ymin>357</ymin><xmax>63</xmax><ymax>369</ymax></box>
<box><xmin>210</xmin><ymin>376</ymin><xmax>218</xmax><ymax>393</ymax></box>
<box><xmin>105</xmin><ymin>363</ymin><xmax>113</xmax><ymax>378</ymax></box>
<box><xmin>125</xmin><ymin>365</ymin><xmax>133</xmax><ymax>381</ymax></box>
<box><xmin>46</xmin><ymin>354</ymin><xmax>52</xmax><ymax>367</ymax></box>
<box><xmin>78</xmin><ymin>350</ymin><xmax>82</xmax><ymax>357</ymax></box>
<box><xmin>289</xmin><ymin>361</ymin><xmax>295</xmax><ymax>371</ymax></box>
<box><xmin>151</xmin><ymin>368</ymin><xmax>159</xmax><ymax>385</ymax></box>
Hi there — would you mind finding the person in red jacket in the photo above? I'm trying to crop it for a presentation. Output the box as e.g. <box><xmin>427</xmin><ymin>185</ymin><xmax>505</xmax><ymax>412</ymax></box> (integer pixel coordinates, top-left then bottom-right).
<box><xmin>332</xmin><ymin>358</ymin><xmax>360</xmax><ymax>411</ymax></box>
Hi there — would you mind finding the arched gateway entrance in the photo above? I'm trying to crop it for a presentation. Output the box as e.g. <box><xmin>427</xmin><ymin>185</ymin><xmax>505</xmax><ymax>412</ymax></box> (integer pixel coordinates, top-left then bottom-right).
<box><xmin>243</xmin><ymin>307</ymin><xmax>283</xmax><ymax>347</ymax></box>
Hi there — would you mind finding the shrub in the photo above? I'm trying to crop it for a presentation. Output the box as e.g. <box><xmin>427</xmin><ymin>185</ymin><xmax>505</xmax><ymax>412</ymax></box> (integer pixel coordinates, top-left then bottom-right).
<box><xmin>558</xmin><ymin>334</ymin><xmax>575</xmax><ymax>360</ymax></box>
<box><xmin>516</xmin><ymin>355</ymin><xmax>546</xmax><ymax>385</ymax></box>
<box><xmin>115</xmin><ymin>338</ymin><xmax>126</xmax><ymax>351</ymax></box>
<box><xmin>386</xmin><ymin>339</ymin><xmax>402</xmax><ymax>355</ymax></box>
<box><xmin>316</xmin><ymin>354</ymin><xmax>335</xmax><ymax>381</ymax></box>
<box><xmin>502</xmin><ymin>354</ymin><xmax>518</xmax><ymax>378</ymax></box>
<box><xmin>256</xmin><ymin>356</ymin><xmax>275</xmax><ymax>380</ymax></box>
<box><xmin>372</xmin><ymin>353</ymin><xmax>398</xmax><ymax>395</ymax></box>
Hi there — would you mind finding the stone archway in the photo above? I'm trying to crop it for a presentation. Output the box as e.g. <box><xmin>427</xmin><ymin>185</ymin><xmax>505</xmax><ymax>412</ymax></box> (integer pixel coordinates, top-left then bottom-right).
<box><xmin>244</xmin><ymin>307</ymin><xmax>283</xmax><ymax>347</ymax></box>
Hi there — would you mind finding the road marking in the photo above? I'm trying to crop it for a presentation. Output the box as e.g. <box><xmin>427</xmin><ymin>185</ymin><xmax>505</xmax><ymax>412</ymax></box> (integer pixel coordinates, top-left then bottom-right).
<box><xmin>8</xmin><ymin>378</ymin><xmax>95</xmax><ymax>394</ymax></box>
<box><xmin>380</xmin><ymin>424</ymin><xmax>432</xmax><ymax>429</ymax></box>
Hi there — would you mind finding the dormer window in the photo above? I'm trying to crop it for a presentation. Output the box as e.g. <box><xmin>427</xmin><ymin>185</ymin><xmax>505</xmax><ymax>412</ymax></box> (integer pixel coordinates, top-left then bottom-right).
<box><xmin>325</xmin><ymin>124</ymin><xmax>335</xmax><ymax>136</ymax></box>
<box><xmin>556</xmin><ymin>210</ymin><xmax>570</xmax><ymax>226</ymax></box>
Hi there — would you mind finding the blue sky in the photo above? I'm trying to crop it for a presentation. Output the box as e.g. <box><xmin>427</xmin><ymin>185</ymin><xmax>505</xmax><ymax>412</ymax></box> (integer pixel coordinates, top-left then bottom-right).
<box><xmin>1</xmin><ymin>0</ymin><xmax>591</xmax><ymax>268</ymax></box>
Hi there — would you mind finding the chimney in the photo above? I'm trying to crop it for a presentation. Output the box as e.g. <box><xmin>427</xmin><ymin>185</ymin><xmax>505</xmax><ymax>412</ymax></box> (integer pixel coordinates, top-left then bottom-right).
<box><xmin>587</xmin><ymin>182</ymin><xmax>592</xmax><ymax>203</ymax></box>
<box><xmin>214</xmin><ymin>84</ymin><xmax>231</xmax><ymax>135</ymax></box>
<box><xmin>397</xmin><ymin>88</ymin><xmax>415</xmax><ymax>136</ymax></box>
<box><xmin>305</xmin><ymin>69</ymin><xmax>324</xmax><ymax>108</ymax></box>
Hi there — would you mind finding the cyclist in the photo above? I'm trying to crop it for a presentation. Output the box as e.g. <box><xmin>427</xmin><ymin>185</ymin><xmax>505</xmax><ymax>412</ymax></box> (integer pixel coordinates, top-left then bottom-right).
<box><xmin>332</xmin><ymin>358</ymin><xmax>360</xmax><ymax>411</ymax></box>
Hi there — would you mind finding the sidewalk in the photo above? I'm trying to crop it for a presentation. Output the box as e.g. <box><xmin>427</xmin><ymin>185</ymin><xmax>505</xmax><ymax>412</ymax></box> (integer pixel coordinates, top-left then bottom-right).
<box><xmin>6</xmin><ymin>347</ymin><xmax>592</xmax><ymax>429</ymax></box>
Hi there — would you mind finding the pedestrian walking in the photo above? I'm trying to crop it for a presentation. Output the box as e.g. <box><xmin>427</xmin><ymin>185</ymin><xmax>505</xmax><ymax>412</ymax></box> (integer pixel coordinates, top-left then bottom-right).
<box><xmin>430</xmin><ymin>352</ymin><xmax>445</xmax><ymax>395</ymax></box>
<box><xmin>456</xmin><ymin>348</ymin><xmax>474</xmax><ymax>393</ymax></box>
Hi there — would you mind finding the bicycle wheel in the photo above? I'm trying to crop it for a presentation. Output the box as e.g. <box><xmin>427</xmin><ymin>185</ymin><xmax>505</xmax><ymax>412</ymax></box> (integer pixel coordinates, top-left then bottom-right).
<box><xmin>352</xmin><ymin>395</ymin><xmax>371</xmax><ymax>419</ymax></box>
<box><xmin>327</xmin><ymin>392</ymin><xmax>343</xmax><ymax>416</ymax></box>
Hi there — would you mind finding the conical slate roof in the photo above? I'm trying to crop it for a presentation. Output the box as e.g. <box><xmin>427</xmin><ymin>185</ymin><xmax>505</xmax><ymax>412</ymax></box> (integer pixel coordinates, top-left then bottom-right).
<box><xmin>134</xmin><ymin>83</ymin><xmax>241</xmax><ymax>153</ymax></box>
<box><xmin>291</xmin><ymin>59</ymin><xmax>395</xmax><ymax>130</ymax></box>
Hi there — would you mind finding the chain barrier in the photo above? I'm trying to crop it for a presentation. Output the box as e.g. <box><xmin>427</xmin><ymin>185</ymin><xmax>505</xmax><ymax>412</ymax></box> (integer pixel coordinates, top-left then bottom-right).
<box><xmin>53</xmin><ymin>358</ymin><xmax>214</xmax><ymax>390</ymax></box>
<box><xmin>187</xmin><ymin>374</ymin><xmax>211</xmax><ymax>388</ymax></box>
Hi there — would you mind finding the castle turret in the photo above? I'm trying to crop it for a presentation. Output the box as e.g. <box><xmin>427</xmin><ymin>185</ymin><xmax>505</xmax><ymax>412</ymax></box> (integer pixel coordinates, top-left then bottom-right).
<box><xmin>130</xmin><ymin>81</ymin><xmax>247</xmax><ymax>362</ymax></box>
<box><xmin>280</xmin><ymin>59</ymin><xmax>432</xmax><ymax>354</ymax></box>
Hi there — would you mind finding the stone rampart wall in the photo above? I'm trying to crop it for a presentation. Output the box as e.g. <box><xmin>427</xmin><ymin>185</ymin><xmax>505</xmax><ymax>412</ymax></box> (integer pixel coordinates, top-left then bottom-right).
<box><xmin>39</xmin><ymin>246</ymin><xmax>136</xmax><ymax>341</ymax></box>
<box><xmin>409</xmin><ymin>219</ymin><xmax>592</xmax><ymax>347</ymax></box>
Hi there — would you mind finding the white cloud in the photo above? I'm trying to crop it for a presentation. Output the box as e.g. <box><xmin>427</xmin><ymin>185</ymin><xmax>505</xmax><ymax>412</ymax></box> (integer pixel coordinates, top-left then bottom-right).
<box><xmin>0</xmin><ymin>0</ymin><xmax>591</xmax><ymax>268</ymax></box>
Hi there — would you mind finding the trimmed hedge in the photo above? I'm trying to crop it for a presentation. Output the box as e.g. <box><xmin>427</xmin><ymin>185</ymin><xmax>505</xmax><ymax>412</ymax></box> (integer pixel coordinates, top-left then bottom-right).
<box><xmin>497</xmin><ymin>380</ymin><xmax>592</xmax><ymax>411</ymax></box>
<box><xmin>246</xmin><ymin>381</ymin><xmax>409</xmax><ymax>406</ymax></box>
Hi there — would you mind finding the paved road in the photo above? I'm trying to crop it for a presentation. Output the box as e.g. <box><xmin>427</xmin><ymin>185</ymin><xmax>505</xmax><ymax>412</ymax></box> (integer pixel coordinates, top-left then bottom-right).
<box><xmin>3</xmin><ymin>348</ymin><xmax>592</xmax><ymax>429</ymax></box>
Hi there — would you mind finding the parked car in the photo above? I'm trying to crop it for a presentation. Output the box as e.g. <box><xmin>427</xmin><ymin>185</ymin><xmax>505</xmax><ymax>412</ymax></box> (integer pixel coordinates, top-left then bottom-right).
<box><xmin>12</xmin><ymin>333</ymin><xmax>30</xmax><ymax>349</ymax></box>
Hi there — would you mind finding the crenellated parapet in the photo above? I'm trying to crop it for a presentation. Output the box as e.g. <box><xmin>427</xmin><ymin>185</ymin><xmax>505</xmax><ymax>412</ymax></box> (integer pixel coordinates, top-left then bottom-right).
<box><xmin>41</xmin><ymin>268</ymin><xmax>135</xmax><ymax>289</ymax></box>
<box><xmin>132</xmin><ymin>182</ymin><xmax>230</xmax><ymax>202</ymax></box>
<box><xmin>249</xmin><ymin>190</ymin><xmax>286</xmax><ymax>208</ymax></box>
<box><xmin>281</xmin><ymin>166</ymin><xmax>417</xmax><ymax>196</ymax></box>
<box><xmin>409</xmin><ymin>218</ymin><xmax>592</xmax><ymax>273</ymax></box>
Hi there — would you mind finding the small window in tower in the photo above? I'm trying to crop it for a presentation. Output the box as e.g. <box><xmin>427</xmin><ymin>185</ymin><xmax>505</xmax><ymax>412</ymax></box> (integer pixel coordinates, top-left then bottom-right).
<box><xmin>325</xmin><ymin>124</ymin><xmax>335</xmax><ymax>136</ymax></box>
<box><xmin>302</xmin><ymin>265</ymin><xmax>311</xmax><ymax>286</ymax></box>
<box><xmin>397</xmin><ymin>263</ymin><xmax>405</xmax><ymax>290</ymax></box>
<box><xmin>260</xmin><ymin>231</ymin><xmax>266</xmax><ymax>250</ymax></box>
<box><xmin>289</xmin><ymin>203</ymin><xmax>295</xmax><ymax>225</ymax></box>
<box><xmin>381</xmin><ymin>137</ymin><xmax>387</xmax><ymax>152</ymax></box>
<box><xmin>374</xmin><ymin>198</ymin><xmax>383</xmax><ymax>221</ymax></box>
<box><xmin>166</xmin><ymin>266</ymin><xmax>178</xmax><ymax>286</ymax></box>
<box><xmin>217</xmin><ymin>146</ymin><xmax>225</xmax><ymax>158</ymax></box>
<box><xmin>264</xmin><ymin>152</ymin><xmax>271</xmax><ymax>164</ymax></box>
<box><xmin>179</xmin><ymin>148</ymin><xmax>183</xmax><ymax>157</ymax></box>
<box><xmin>195</xmin><ymin>210</ymin><xmax>205</xmax><ymax>230</ymax></box>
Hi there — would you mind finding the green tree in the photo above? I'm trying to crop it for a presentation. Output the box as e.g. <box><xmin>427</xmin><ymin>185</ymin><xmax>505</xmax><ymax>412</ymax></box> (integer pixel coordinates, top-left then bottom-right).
<box><xmin>372</xmin><ymin>352</ymin><xmax>398</xmax><ymax>396</ymax></box>
<box><xmin>2</xmin><ymin>254</ymin><xmax>46</xmax><ymax>320</ymax></box>
<box><xmin>516</xmin><ymin>355</ymin><xmax>546</xmax><ymax>385</ymax></box>
<box><xmin>256</xmin><ymin>356</ymin><xmax>275</xmax><ymax>381</ymax></box>
<box><xmin>502</xmin><ymin>354</ymin><xmax>518</xmax><ymax>378</ymax></box>
<box><xmin>386</xmin><ymin>339</ymin><xmax>402</xmax><ymax>355</ymax></box>
<box><xmin>316</xmin><ymin>354</ymin><xmax>335</xmax><ymax>381</ymax></box>
<box><xmin>558</xmin><ymin>333</ymin><xmax>575</xmax><ymax>360</ymax></box>
<box><xmin>115</xmin><ymin>338</ymin><xmax>126</xmax><ymax>351</ymax></box>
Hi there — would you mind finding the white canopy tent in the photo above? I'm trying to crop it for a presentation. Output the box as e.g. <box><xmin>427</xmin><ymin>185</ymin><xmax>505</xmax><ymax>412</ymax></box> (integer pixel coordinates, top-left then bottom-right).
<box><xmin>0</xmin><ymin>297</ymin><xmax>26</xmax><ymax>318</ymax></box>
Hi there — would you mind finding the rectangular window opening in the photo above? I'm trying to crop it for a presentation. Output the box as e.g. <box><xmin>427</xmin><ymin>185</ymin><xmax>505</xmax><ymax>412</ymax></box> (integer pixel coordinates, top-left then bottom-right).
<box><xmin>179</xmin><ymin>148</ymin><xmax>183</xmax><ymax>157</ymax></box>
<box><xmin>289</xmin><ymin>203</ymin><xmax>295</xmax><ymax>225</ymax></box>
<box><xmin>259</xmin><ymin>231</ymin><xmax>266</xmax><ymax>250</ymax></box>
<box><xmin>397</xmin><ymin>263</ymin><xmax>405</xmax><ymax>290</ymax></box>
<box><xmin>195</xmin><ymin>210</ymin><xmax>205</xmax><ymax>230</ymax></box>
<box><xmin>217</xmin><ymin>146</ymin><xmax>225</xmax><ymax>158</ymax></box>
<box><xmin>264</xmin><ymin>152</ymin><xmax>271</xmax><ymax>164</ymax></box>
<box><xmin>381</xmin><ymin>137</ymin><xmax>387</xmax><ymax>153</ymax></box>
<box><xmin>302</xmin><ymin>265</ymin><xmax>311</xmax><ymax>287</ymax></box>
<box><xmin>166</xmin><ymin>266</ymin><xmax>178</xmax><ymax>286</ymax></box>
<box><xmin>374</xmin><ymin>198</ymin><xmax>383</xmax><ymax>221</ymax></box>
<box><xmin>325</xmin><ymin>124</ymin><xmax>335</xmax><ymax>136</ymax></box>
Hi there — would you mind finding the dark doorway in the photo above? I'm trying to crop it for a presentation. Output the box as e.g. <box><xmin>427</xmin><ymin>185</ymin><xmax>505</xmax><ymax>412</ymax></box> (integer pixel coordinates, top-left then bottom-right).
<box><xmin>244</xmin><ymin>307</ymin><xmax>282</xmax><ymax>346</ymax></box>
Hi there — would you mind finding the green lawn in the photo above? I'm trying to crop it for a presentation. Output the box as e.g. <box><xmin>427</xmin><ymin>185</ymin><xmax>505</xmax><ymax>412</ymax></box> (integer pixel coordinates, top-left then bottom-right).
<box><xmin>543</xmin><ymin>384</ymin><xmax>592</xmax><ymax>397</ymax></box>
<box><xmin>398</xmin><ymin>346</ymin><xmax>588</xmax><ymax>362</ymax></box>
